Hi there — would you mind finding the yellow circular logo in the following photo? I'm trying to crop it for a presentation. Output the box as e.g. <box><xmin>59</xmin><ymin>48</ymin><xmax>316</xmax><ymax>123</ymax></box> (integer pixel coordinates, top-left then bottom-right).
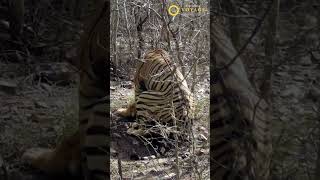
<box><xmin>168</xmin><ymin>4</ymin><xmax>180</xmax><ymax>17</ymax></box>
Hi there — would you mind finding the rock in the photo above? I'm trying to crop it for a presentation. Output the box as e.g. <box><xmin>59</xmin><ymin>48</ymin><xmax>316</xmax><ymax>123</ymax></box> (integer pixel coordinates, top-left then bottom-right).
<box><xmin>0</xmin><ymin>80</ymin><xmax>17</xmax><ymax>95</ymax></box>
<box><xmin>35</xmin><ymin>62</ymin><xmax>76</xmax><ymax>86</ymax></box>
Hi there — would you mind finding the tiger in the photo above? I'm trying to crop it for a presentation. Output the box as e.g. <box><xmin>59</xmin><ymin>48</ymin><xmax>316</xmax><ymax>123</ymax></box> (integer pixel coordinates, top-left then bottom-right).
<box><xmin>116</xmin><ymin>49</ymin><xmax>194</xmax><ymax>152</ymax></box>
<box><xmin>22</xmin><ymin>1</ymin><xmax>109</xmax><ymax>180</ymax></box>
<box><xmin>210</xmin><ymin>23</ymin><xmax>272</xmax><ymax>179</ymax></box>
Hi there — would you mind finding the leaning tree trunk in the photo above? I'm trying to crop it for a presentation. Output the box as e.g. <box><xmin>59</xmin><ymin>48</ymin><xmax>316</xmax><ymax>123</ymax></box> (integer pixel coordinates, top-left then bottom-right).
<box><xmin>211</xmin><ymin>22</ymin><xmax>272</xmax><ymax>180</ymax></box>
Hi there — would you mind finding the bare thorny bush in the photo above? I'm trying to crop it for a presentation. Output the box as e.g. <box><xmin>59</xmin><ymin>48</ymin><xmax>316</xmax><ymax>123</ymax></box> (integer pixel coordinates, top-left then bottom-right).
<box><xmin>110</xmin><ymin>0</ymin><xmax>209</xmax><ymax>82</ymax></box>
<box><xmin>110</xmin><ymin>0</ymin><xmax>209</xmax><ymax>179</ymax></box>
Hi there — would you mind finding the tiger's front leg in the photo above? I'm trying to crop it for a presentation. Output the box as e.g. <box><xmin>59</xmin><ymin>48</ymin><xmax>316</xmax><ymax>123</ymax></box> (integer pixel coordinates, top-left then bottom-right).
<box><xmin>115</xmin><ymin>102</ymin><xmax>136</xmax><ymax>119</ymax></box>
<box><xmin>22</xmin><ymin>131</ymin><xmax>81</xmax><ymax>177</ymax></box>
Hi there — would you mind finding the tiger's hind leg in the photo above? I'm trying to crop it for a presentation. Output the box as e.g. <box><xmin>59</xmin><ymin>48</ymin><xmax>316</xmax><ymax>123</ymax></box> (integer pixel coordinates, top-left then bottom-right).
<box><xmin>127</xmin><ymin>90</ymin><xmax>175</xmax><ymax>155</ymax></box>
<box><xmin>22</xmin><ymin>131</ymin><xmax>81</xmax><ymax>177</ymax></box>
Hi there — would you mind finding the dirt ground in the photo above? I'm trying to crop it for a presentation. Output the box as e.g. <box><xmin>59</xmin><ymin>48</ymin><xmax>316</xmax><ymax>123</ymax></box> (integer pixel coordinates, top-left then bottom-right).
<box><xmin>0</xmin><ymin>62</ymin><xmax>78</xmax><ymax>180</ymax></box>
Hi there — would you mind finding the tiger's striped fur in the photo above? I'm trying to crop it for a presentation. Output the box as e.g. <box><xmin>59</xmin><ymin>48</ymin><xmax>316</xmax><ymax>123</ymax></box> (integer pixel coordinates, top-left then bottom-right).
<box><xmin>22</xmin><ymin>1</ymin><xmax>109</xmax><ymax>180</ymax></box>
<box><xmin>78</xmin><ymin>1</ymin><xmax>109</xmax><ymax>179</ymax></box>
<box><xmin>116</xmin><ymin>49</ymin><xmax>193</xmax><ymax>148</ymax></box>
<box><xmin>211</xmin><ymin>24</ymin><xmax>272</xmax><ymax>179</ymax></box>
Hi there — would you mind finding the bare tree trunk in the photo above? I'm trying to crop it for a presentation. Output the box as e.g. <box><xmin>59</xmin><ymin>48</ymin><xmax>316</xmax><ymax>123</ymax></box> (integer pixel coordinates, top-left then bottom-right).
<box><xmin>8</xmin><ymin>0</ymin><xmax>24</xmax><ymax>40</ymax></box>
<box><xmin>191</xmin><ymin>43</ymin><xmax>199</xmax><ymax>93</ymax></box>
<box><xmin>136</xmin><ymin>8</ymin><xmax>148</xmax><ymax>60</ymax></box>
<box><xmin>123</xmin><ymin>0</ymin><xmax>133</xmax><ymax>54</ymax></box>
<box><xmin>160</xmin><ymin>1</ymin><xmax>171</xmax><ymax>50</ymax></box>
<box><xmin>112</xmin><ymin>0</ymin><xmax>120</xmax><ymax>73</ymax></box>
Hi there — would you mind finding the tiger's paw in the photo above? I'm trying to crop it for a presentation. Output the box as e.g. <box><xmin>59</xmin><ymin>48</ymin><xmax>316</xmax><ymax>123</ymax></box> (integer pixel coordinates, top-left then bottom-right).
<box><xmin>114</xmin><ymin>103</ymin><xmax>136</xmax><ymax>118</ymax></box>
<box><xmin>114</xmin><ymin>108</ymin><xmax>128</xmax><ymax>117</ymax></box>
<box><xmin>22</xmin><ymin>147</ymin><xmax>77</xmax><ymax>174</ymax></box>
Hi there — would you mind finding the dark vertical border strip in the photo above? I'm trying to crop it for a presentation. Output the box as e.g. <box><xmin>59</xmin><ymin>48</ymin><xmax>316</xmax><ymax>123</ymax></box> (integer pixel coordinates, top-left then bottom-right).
<box><xmin>209</xmin><ymin>1</ymin><xmax>215</xmax><ymax>180</ymax></box>
<box><xmin>105</xmin><ymin>0</ymin><xmax>111</xmax><ymax>179</ymax></box>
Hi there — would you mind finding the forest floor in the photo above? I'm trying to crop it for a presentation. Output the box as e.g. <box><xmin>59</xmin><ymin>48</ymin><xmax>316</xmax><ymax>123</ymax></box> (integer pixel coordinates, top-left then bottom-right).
<box><xmin>0</xmin><ymin>61</ymin><xmax>79</xmax><ymax>180</ymax></box>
